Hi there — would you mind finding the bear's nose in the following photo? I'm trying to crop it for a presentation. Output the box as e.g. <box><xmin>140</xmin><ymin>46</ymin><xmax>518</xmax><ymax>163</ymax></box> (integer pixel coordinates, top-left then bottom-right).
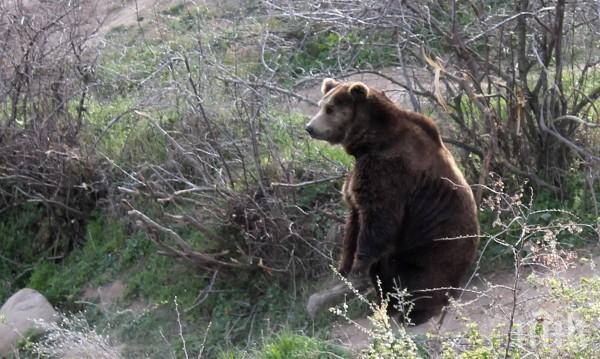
<box><xmin>305</xmin><ymin>125</ymin><xmax>315</xmax><ymax>136</ymax></box>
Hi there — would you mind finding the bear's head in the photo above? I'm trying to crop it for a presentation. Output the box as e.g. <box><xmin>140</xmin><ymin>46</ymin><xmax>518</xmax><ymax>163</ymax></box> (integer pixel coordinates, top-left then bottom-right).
<box><xmin>306</xmin><ymin>78</ymin><xmax>442</xmax><ymax>158</ymax></box>
<box><xmin>305</xmin><ymin>78</ymin><xmax>373</xmax><ymax>144</ymax></box>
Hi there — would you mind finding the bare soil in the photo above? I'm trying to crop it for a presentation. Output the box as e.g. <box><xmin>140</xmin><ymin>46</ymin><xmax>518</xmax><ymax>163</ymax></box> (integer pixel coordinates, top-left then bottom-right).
<box><xmin>95</xmin><ymin>0</ymin><xmax>183</xmax><ymax>37</ymax></box>
<box><xmin>332</xmin><ymin>255</ymin><xmax>599</xmax><ymax>353</ymax></box>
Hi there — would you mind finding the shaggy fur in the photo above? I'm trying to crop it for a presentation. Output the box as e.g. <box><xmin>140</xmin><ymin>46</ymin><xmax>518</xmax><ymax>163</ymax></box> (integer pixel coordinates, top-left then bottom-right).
<box><xmin>306</xmin><ymin>79</ymin><xmax>480</xmax><ymax>325</ymax></box>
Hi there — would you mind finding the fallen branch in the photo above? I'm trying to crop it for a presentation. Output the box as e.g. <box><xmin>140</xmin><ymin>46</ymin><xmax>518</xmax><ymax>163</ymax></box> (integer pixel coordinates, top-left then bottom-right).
<box><xmin>270</xmin><ymin>175</ymin><xmax>344</xmax><ymax>189</ymax></box>
<box><xmin>217</xmin><ymin>76</ymin><xmax>319</xmax><ymax>106</ymax></box>
<box><xmin>127</xmin><ymin>207</ymin><xmax>245</xmax><ymax>270</ymax></box>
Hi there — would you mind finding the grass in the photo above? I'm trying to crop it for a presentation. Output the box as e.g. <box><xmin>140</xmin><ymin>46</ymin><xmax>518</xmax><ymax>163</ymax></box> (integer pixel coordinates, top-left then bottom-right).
<box><xmin>4</xmin><ymin>3</ymin><xmax>598</xmax><ymax>359</ymax></box>
<box><xmin>0</xmin><ymin>205</ymin><xmax>42</xmax><ymax>302</ymax></box>
<box><xmin>4</xmin><ymin>210</ymin><xmax>346</xmax><ymax>357</ymax></box>
<box><xmin>103</xmin><ymin>262</ymin><xmax>352</xmax><ymax>357</ymax></box>
<box><xmin>22</xmin><ymin>312</ymin><xmax>350</xmax><ymax>359</ymax></box>
<box><xmin>272</xmin><ymin>29</ymin><xmax>398</xmax><ymax>80</ymax></box>
<box><xmin>19</xmin><ymin>265</ymin><xmax>600</xmax><ymax>358</ymax></box>
<box><xmin>26</xmin><ymin>217</ymin><xmax>140</xmax><ymax>305</ymax></box>
<box><xmin>4</xmin><ymin>172</ymin><xmax>592</xmax><ymax>358</ymax></box>
<box><xmin>232</xmin><ymin>331</ymin><xmax>350</xmax><ymax>359</ymax></box>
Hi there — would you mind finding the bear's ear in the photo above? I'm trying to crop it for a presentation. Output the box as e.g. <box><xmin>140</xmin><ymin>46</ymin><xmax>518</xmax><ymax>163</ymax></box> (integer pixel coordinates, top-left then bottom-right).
<box><xmin>321</xmin><ymin>78</ymin><xmax>339</xmax><ymax>95</ymax></box>
<box><xmin>348</xmin><ymin>82</ymin><xmax>369</xmax><ymax>101</ymax></box>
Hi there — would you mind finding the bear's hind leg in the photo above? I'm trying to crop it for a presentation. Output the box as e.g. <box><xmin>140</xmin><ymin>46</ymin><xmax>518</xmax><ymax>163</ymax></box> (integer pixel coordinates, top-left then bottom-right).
<box><xmin>368</xmin><ymin>258</ymin><xmax>455</xmax><ymax>326</ymax></box>
<box><xmin>402</xmin><ymin>268</ymin><xmax>454</xmax><ymax>326</ymax></box>
<box><xmin>368</xmin><ymin>257</ymin><xmax>411</xmax><ymax>320</ymax></box>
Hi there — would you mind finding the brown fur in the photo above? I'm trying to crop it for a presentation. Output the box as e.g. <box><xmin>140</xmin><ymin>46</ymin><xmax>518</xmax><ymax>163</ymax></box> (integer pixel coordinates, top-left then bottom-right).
<box><xmin>307</xmin><ymin>80</ymin><xmax>480</xmax><ymax>325</ymax></box>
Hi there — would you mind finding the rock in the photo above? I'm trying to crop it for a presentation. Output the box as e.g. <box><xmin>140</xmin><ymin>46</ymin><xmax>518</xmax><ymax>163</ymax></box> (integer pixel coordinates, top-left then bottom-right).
<box><xmin>0</xmin><ymin>288</ymin><xmax>58</xmax><ymax>356</ymax></box>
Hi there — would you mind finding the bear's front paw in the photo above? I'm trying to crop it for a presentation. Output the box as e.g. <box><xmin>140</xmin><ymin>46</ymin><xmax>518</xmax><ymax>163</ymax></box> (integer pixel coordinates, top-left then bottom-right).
<box><xmin>337</xmin><ymin>265</ymin><xmax>351</xmax><ymax>278</ymax></box>
<box><xmin>349</xmin><ymin>257</ymin><xmax>371</xmax><ymax>277</ymax></box>
<box><xmin>337</xmin><ymin>258</ymin><xmax>354</xmax><ymax>277</ymax></box>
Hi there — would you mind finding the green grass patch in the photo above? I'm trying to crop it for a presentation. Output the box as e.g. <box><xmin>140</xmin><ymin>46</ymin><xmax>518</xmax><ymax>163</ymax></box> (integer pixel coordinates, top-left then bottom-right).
<box><xmin>245</xmin><ymin>331</ymin><xmax>350</xmax><ymax>359</ymax></box>
<box><xmin>81</xmin><ymin>96</ymin><xmax>170</xmax><ymax>165</ymax></box>
<box><xmin>162</xmin><ymin>3</ymin><xmax>186</xmax><ymax>16</ymax></box>
<box><xmin>0</xmin><ymin>205</ymin><xmax>42</xmax><ymax>302</ymax></box>
<box><xmin>274</xmin><ymin>30</ymin><xmax>397</xmax><ymax>79</ymax></box>
<box><xmin>26</xmin><ymin>217</ymin><xmax>141</xmax><ymax>305</ymax></box>
<box><xmin>86</xmin><ymin>254</ymin><xmax>352</xmax><ymax>358</ymax></box>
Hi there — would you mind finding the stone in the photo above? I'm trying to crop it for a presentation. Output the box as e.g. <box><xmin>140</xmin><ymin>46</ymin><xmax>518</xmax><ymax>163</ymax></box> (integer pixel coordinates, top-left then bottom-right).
<box><xmin>0</xmin><ymin>288</ymin><xmax>58</xmax><ymax>356</ymax></box>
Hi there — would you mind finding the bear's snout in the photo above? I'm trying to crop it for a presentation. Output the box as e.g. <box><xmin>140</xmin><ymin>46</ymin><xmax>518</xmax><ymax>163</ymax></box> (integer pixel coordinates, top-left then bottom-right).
<box><xmin>305</xmin><ymin>124</ymin><xmax>316</xmax><ymax>137</ymax></box>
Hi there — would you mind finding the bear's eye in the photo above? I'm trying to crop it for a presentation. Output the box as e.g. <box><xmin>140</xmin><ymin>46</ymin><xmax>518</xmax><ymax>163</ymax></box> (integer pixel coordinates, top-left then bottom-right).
<box><xmin>325</xmin><ymin>105</ymin><xmax>334</xmax><ymax>115</ymax></box>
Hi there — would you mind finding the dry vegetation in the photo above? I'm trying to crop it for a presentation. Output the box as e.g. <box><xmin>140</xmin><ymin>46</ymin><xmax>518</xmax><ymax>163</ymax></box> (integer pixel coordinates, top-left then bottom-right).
<box><xmin>0</xmin><ymin>0</ymin><xmax>599</xmax><ymax>358</ymax></box>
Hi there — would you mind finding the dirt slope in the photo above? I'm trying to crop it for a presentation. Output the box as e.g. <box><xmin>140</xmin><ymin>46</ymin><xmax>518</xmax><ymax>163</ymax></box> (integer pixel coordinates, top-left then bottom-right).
<box><xmin>332</xmin><ymin>255</ymin><xmax>599</xmax><ymax>353</ymax></box>
<box><xmin>96</xmin><ymin>0</ymin><xmax>183</xmax><ymax>37</ymax></box>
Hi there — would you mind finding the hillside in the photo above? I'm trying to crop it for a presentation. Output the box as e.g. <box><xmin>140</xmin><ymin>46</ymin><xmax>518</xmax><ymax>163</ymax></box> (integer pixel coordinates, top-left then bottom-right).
<box><xmin>0</xmin><ymin>0</ymin><xmax>599</xmax><ymax>358</ymax></box>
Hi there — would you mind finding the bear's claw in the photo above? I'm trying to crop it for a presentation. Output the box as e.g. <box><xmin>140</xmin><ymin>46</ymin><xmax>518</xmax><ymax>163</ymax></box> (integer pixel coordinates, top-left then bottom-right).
<box><xmin>349</xmin><ymin>258</ymin><xmax>370</xmax><ymax>276</ymax></box>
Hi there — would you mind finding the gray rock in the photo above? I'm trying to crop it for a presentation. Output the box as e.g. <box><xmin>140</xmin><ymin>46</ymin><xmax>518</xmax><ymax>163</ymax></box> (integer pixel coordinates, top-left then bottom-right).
<box><xmin>0</xmin><ymin>288</ymin><xmax>58</xmax><ymax>356</ymax></box>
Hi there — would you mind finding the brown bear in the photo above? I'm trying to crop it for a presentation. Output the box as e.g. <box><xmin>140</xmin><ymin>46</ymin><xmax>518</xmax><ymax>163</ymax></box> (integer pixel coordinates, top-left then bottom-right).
<box><xmin>305</xmin><ymin>79</ymin><xmax>480</xmax><ymax>325</ymax></box>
